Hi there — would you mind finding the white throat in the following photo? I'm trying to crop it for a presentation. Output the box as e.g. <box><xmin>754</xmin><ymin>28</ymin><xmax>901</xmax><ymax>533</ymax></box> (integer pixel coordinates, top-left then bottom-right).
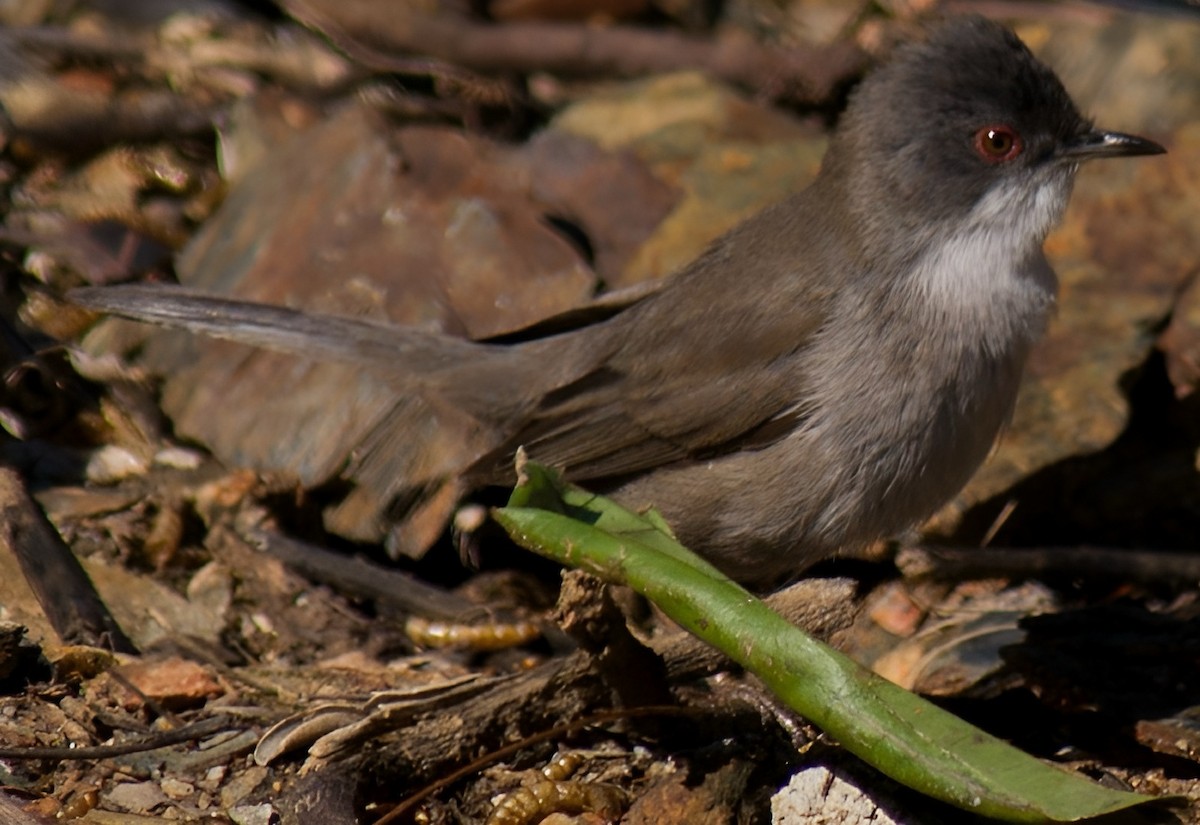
<box><xmin>911</xmin><ymin>172</ymin><xmax>1070</xmax><ymax>354</ymax></box>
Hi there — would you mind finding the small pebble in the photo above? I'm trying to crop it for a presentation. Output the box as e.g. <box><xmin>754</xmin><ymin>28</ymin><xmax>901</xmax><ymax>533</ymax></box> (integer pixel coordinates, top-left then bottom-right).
<box><xmin>229</xmin><ymin>802</ymin><xmax>278</xmax><ymax>825</ymax></box>
<box><xmin>86</xmin><ymin>445</ymin><xmax>149</xmax><ymax>483</ymax></box>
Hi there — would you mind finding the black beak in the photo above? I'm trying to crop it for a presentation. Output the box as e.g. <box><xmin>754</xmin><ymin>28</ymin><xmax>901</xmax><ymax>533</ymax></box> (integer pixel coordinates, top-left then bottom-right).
<box><xmin>1060</xmin><ymin>128</ymin><xmax>1166</xmax><ymax>161</ymax></box>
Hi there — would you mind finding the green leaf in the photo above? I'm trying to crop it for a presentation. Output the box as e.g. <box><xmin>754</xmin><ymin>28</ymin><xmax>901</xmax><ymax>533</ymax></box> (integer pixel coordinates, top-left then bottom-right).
<box><xmin>493</xmin><ymin>461</ymin><xmax>1160</xmax><ymax>823</ymax></box>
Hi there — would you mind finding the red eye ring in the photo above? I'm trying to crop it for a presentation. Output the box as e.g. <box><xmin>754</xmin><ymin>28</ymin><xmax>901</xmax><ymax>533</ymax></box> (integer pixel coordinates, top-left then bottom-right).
<box><xmin>973</xmin><ymin>125</ymin><xmax>1023</xmax><ymax>163</ymax></box>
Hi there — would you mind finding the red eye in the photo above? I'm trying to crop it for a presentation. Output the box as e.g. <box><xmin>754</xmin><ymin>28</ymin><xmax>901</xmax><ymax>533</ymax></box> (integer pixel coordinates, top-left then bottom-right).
<box><xmin>973</xmin><ymin>125</ymin><xmax>1023</xmax><ymax>163</ymax></box>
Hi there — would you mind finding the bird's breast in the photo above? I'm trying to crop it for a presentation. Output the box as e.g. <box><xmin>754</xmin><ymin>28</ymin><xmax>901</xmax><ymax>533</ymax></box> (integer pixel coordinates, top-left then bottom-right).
<box><xmin>796</xmin><ymin>247</ymin><xmax>1056</xmax><ymax>545</ymax></box>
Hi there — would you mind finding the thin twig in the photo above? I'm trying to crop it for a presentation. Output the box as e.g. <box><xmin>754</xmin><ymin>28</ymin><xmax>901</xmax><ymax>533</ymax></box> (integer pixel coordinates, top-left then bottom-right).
<box><xmin>0</xmin><ymin>716</ymin><xmax>236</xmax><ymax>760</ymax></box>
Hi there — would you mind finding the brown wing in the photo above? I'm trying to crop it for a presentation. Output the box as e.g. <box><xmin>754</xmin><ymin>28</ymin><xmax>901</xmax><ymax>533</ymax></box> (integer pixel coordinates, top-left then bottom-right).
<box><xmin>470</xmin><ymin>359</ymin><xmax>819</xmax><ymax>483</ymax></box>
<box><xmin>465</xmin><ymin>199</ymin><xmax>838</xmax><ymax>483</ymax></box>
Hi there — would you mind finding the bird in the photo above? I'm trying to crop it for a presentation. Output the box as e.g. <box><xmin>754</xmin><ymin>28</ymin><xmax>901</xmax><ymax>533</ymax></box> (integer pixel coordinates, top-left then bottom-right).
<box><xmin>70</xmin><ymin>16</ymin><xmax>1164</xmax><ymax>586</ymax></box>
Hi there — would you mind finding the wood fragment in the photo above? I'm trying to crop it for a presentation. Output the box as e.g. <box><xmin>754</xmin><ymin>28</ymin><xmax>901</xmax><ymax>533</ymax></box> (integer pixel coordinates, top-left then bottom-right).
<box><xmin>0</xmin><ymin>467</ymin><xmax>135</xmax><ymax>653</ymax></box>
<box><xmin>897</xmin><ymin>544</ymin><xmax>1200</xmax><ymax>585</ymax></box>
<box><xmin>253</xmin><ymin>529</ymin><xmax>478</xmax><ymax>620</ymax></box>
<box><xmin>281</xmin><ymin>0</ymin><xmax>866</xmax><ymax>106</ymax></box>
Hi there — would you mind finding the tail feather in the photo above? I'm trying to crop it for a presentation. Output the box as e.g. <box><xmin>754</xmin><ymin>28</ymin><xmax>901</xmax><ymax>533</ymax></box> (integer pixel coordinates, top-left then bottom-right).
<box><xmin>69</xmin><ymin>284</ymin><xmax>487</xmax><ymax>373</ymax></box>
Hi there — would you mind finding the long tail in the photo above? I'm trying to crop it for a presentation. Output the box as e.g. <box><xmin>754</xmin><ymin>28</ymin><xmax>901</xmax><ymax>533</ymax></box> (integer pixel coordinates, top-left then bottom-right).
<box><xmin>69</xmin><ymin>284</ymin><xmax>489</xmax><ymax>373</ymax></box>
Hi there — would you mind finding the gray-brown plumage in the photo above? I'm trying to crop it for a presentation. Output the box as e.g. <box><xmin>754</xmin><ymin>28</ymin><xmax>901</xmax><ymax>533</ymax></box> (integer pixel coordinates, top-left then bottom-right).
<box><xmin>70</xmin><ymin>17</ymin><xmax>1163</xmax><ymax>584</ymax></box>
